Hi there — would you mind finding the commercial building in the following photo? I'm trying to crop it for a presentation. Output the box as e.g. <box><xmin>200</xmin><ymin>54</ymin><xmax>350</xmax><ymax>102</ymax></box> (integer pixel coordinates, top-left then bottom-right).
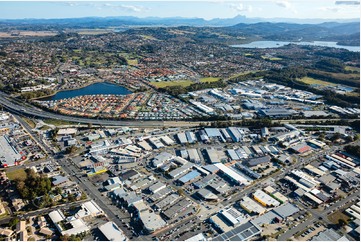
<box><xmin>197</xmin><ymin>188</ymin><xmax>219</xmax><ymax>201</ymax></box>
<box><xmin>138</xmin><ymin>210</ymin><xmax>167</xmax><ymax>233</ymax></box>
<box><xmin>258</xmin><ymin>108</ymin><xmax>297</xmax><ymax>118</ymax></box>
<box><xmin>291</xmin><ymin>143</ymin><xmax>312</xmax><ymax>154</ymax></box>
<box><xmin>0</xmin><ymin>135</ymin><xmax>22</xmax><ymax>167</ymax></box>
<box><xmin>185</xmin><ymin>131</ymin><xmax>197</xmax><ymax>144</ymax></box>
<box><xmin>57</xmin><ymin>128</ymin><xmax>78</xmax><ymax>136</ymax></box>
<box><xmin>177</xmin><ymin>133</ymin><xmax>188</xmax><ymax>144</ymax></box>
<box><xmin>169</xmin><ymin>162</ymin><xmax>193</xmax><ymax>179</ymax></box>
<box><xmin>188</xmin><ymin>149</ymin><xmax>201</xmax><ymax>163</ymax></box>
<box><xmin>204</xmin><ymin>148</ymin><xmax>220</xmax><ymax>164</ymax></box>
<box><xmin>212</xmin><ymin>221</ymin><xmax>262</xmax><ymax>241</ymax></box>
<box><xmin>239</xmin><ymin>197</ymin><xmax>266</xmax><ymax>215</ymax></box>
<box><xmin>148</xmin><ymin>182</ymin><xmax>166</xmax><ymax>194</ymax></box>
<box><xmin>148</xmin><ymin>137</ymin><xmax>165</xmax><ymax>149</ymax></box>
<box><xmin>160</xmin><ymin>136</ymin><xmax>175</xmax><ymax>146</ymax></box>
<box><xmin>247</xmin><ymin>156</ymin><xmax>271</xmax><ymax>167</ymax></box>
<box><xmin>98</xmin><ymin>222</ymin><xmax>127</xmax><ymax>241</ymax></box>
<box><xmin>214</xmin><ymin>163</ymin><xmax>249</xmax><ymax>185</ymax></box>
<box><xmin>227</xmin><ymin>127</ymin><xmax>242</xmax><ymax>142</ymax></box>
<box><xmin>178</xmin><ymin>170</ymin><xmax>201</xmax><ymax>184</ymax></box>
<box><xmin>253</xmin><ymin>189</ymin><xmax>280</xmax><ymax>207</ymax></box>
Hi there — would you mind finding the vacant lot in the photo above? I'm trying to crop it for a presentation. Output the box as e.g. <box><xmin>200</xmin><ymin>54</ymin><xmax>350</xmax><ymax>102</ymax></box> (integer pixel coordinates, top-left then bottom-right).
<box><xmin>298</xmin><ymin>77</ymin><xmax>337</xmax><ymax>86</ymax></box>
<box><xmin>6</xmin><ymin>168</ymin><xmax>26</xmax><ymax>181</ymax></box>
<box><xmin>327</xmin><ymin>210</ymin><xmax>350</xmax><ymax>225</ymax></box>
<box><xmin>200</xmin><ymin>77</ymin><xmax>220</xmax><ymax>83</ymax></box>
<box><xmin>152</xmin><ymin>80</ymin><xmax>194</xmax><ymax>88</ymax></box>
<box><xmin>262</xmin><ymin>56</ymin><xmax>283</xmax><ymax>61</ymax></box>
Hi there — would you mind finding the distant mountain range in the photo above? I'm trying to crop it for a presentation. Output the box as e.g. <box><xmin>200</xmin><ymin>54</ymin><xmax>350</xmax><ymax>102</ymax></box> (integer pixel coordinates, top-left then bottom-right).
<box><xmin>0</xmin><ymin>15</ymin><xmax>359</xmax><ymax>29</ymax></box>
<box><xmin>0</xmin><ymin>15</ymin><xmax>359</xmax><ymax>46</ymax></box>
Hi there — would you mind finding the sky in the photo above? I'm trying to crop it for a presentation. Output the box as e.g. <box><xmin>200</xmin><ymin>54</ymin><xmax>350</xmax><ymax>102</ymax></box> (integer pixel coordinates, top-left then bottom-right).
<box><xmin>0</xmin><ymin>0</ymin><xmax>360</xmax><ymax>20</ymax></box>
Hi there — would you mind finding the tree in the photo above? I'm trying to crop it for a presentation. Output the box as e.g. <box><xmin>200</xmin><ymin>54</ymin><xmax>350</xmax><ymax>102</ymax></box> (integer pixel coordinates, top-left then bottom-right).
<box><xmin>64</xmin><ymin>145</ymin><xmax>78</xmax><ymax>155</ymax></box>
<box><xmin>8</xmin><ymin>218</ymin><xmax>19</xmax><ymax>229</ymax></box>
<box><xmin>338</xmin><ymin>219</ymin><xmax>348</xmax><ymax>227</ymax></box>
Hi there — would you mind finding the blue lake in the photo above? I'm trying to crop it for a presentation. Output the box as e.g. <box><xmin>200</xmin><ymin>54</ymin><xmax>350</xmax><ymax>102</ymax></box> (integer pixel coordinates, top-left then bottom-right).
<box><xmin>230</xmin><ymin>41</ymin><xmax>360</xmax><ymax>52</ymax></box>
<box><xmin>41</xmin><ymin>82</ymin><xmax>132</xmax><ymax>101</ymax></box>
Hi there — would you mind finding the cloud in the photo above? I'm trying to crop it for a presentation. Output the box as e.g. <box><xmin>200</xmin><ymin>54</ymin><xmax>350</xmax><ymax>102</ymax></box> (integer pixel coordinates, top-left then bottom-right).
<box><xmin>118</xmin><ymin>4</ymin><xmax>147</xmax><ymax>13</ymax></box>
<box><xmin>229</xmin><ymin>3</ymin><xmax>253</xmax><ymax>13</ymax></box>
<box><xmin>64</xmin><ymin>2</ymin><xmax>149</xmax><ymax>13</ymax></box>
<box><xmin>319</xmin><ymin>6</ymin><xmax>340</xmax><ymax>12</ymax></box>
<box><xmin>335</xmin><ymin>1</ymin><xmax>360</xmax><ymax>5</ymax></box>
<box><xmin>275</xmin><ymin>0</ymin><xmax>292</xmax><ymax>9</ymax></box>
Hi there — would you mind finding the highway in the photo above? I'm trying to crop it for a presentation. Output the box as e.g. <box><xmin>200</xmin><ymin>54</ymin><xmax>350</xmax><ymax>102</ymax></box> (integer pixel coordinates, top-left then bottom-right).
<box><xmin>0</xmin><ymin>91</ymin><xmax>358</xmax><ymax>128</ymax></box>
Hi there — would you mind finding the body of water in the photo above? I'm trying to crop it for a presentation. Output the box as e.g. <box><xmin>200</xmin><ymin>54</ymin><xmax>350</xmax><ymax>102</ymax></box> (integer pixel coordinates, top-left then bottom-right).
<box><xmin>40</xmin><ymin>82</ymin><xmax>132</xmax><ymax>101</ymax></box>
<box><xmin>230</xmin><ymin>40</ymin><xmax>360</xmax><ymax>52</ymax></box>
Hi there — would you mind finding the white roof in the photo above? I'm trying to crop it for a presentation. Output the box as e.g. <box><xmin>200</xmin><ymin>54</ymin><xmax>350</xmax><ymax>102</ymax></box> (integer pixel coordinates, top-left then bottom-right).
<box><xmin>185</xmin><ymin>233</ymin><xmax>207</xmax><ymax>241</ymax></box>
<box><xmin>99</xmin><ymin>222</ymin><xmax>127</xmax><ymax>241</ymax></box>
<box><xmin>57</xmin><ymin>128</ymin><xmax>77</xmax><ymax>135</ymax></box>
<box><xmin>214</xmin><ymin>163</ymin><xmax>249</xmax><ymax>185</ymax></box>
<box><xmin>49</xmin><ymin>210</ymin><xmax>65</xmax><ymax>223</ymax></box>
<box><xmin>254</xmin><ymin>189</ymin><xmax>280</xmax><ymax>207</ymax></box>
<box><xmin>62</xmin><ymin>219</ymin><xmax>89</xmax><ymax>236</ymax></box>
<box><xmin>139</xmin><ymin>210</ymin><xmax>166</xmax><ymax>232</ymax></box>
<box><xmin>82</xmin><ymin>200</ymin><xmax>103</xmax><ymax>215</ymax></box>
<box><xmin>239</xmin><ymin>197</ymin><xmax>266</xmax><ymax>214</ymax></box>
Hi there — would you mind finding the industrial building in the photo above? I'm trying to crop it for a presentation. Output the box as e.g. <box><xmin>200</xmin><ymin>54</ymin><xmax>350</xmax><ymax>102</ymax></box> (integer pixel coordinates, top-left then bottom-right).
<box><xmin>197</xmin><ymin>188</ymin><xmax>219</xmax><ymax>201</ymax></box>
<box><xmin>98</xmin><ymin>222</ymin><xmax>127</xmax><ymax>241</ymax></box>
<box><xmin>185</xmin><ymin>131</ymin><xmax>197</xmax><ymax>144</ymax></box>
<box><xmin>212</xmin><ymin>221</ymin><xmax>262</xmax><ymax>241</ymax></box>
<box><xmin>247</xmin><ymin>156</ymin><xmax>271</xmax><ymax>167</ymax></box>
<box><xmin>214</xmin><ymin>163</ymin><xmax>249</xmax><ymax>185</ymax></box>
<box><xmin>291</xmin><ymin>143</ymin><xmax>312</xmax><ymax>154</ymax></box>
<box><xmin>188</xmin><ymin>149</ymin><xmax>201</xmax><ymax>163</ymax></box>
<box><xmin>178</xmin><ymin>170</ymin><xmax>201</xmax><ymax>184</ymax></box>
<box><xmin>169</xmin><ymin>162</ymin><xmax>193</xmax><ymax>179</ymax></box>
<box><xmin>204</xmin><ymin>148</ymin><xmax>220</xmax><ymax>164</ymax></box>
<box><xmin>239</xmin><ymin>197</ymin><xmax>266</xmax><ymax>214</ymax></box>
<box><xmin>258</xmin><ymin>108</ymin><xmax>297</xmax><ymax>118</ymax></box>
<box><xmin>177</xmin><ymin>133</ymin><xmax>188</xmax><ymax>144</ymax></box>
<box><xmin>253</xmin><ymin>189</ymin><xmax>280</xmax><ymax>207</ymax></box>
<box><xmin>0</xmin><ymin>135</ymin><xmax>22</xmax><ymax>167</ymax></box>
<box><xmin>160</xmin><ymin>136</ymin><xmax>175</xmax><ymax>146</ymax></box>
<box><xmin>227</xmin><ymin>127</ymin><xmax>242</xmax><ymax>142</ymax></box>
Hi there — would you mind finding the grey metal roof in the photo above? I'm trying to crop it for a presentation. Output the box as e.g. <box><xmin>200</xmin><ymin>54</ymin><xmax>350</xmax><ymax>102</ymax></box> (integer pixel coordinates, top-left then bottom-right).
<box><xmin>273</xmin><ymin>203</ymin><xmax>300</xmax><ymax>219</ymax></box>
<box><xmin>212</xmin><ymin>221</ymin><xmax>261</xmax><ymax>241</ymax></box>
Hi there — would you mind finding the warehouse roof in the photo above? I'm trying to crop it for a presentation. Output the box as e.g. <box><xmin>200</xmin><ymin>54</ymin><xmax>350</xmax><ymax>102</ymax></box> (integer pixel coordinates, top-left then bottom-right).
<box><xmin>273</xmin><ymin>203</ymin><xmax>299</xmax><ymax>219</ymax></box>
<box><xmin>239</xmin><ymin>197</ymin><xmax>266</xmax><ymax>214</ymax></box>
<box><xmin>212</xmin><ymin>221</ymin><xmax>262</xmax><ymax>241</ymax></box>
<box><xmin>98</xmin><ymin>222</ymin><xmax>127</xmax><ymax>241</ymax></box>
<box><xmin>214</xmin><ymin>163</ymin><xmax>249</xmax><ymax>185</ymax></box>
<box><xmin>179</xmin><ymin>170</ymin><xmax>201</xmax><ymax>184</ymax></box>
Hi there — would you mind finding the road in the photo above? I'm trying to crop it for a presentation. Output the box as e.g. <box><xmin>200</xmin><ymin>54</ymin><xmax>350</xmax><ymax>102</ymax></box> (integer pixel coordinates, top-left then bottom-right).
<box><xmin>278</xmin><ymin>190</ymin><xmax>360</xmax><ymax>240</ymax></box>
<box><xmin>11</xmin><ymin>112</ymin><xmax>141</xmax><ymax>240</ymax></box>
<box><xmin>0</xmin><ymin>91</ymin><xmax>357</xmax><ymax>128</ymax></box>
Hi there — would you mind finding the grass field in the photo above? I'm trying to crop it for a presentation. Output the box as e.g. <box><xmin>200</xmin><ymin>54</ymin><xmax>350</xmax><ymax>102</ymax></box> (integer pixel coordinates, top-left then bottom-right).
<box><xmin>345</xmin><ymin>66</ymin><xmax>360</xmax><ymax>72</ymax></box>
<box><xmin>200</xmin><ymin>77</ymin><xmax>220</xmax><ymax>83</ymax></box>
<box><xmin>6</xmin><ymin>168</ymin><xmax>26</xmax><ymax>181</ymax></box>
<box><xmin>298</xmin><ymin>77</ymin><xmax>337</xmax><ymax>86</ymax></box>
<box><xmin>152</xmin><ymin>80</ymin><xmax>194</xmax><ymax>88</ymax></box>
<box><xmin>22</xmin><ymin>117</ymin><xmax>36</xmax><ymax>129</ymax></box>
<box><xmin>43</xmin><ymin>119</ymin><xmax>77</xmax><ymax>126</ymax></box>
<box><xmin>261</xmin><ymin>56</ymin><xmax>282</xmax><ymax>61</ymax></box>
<box><xmin>40</xmin><ymin>125</ymin><xmax>51</xmax><ymax>131</ymax></box>
<box><xmin>328</xmin><ymin>211</ymin><xmax>350</xmax><ymax>225</ymax></box>
<box><xmin>127</xmin><ymin>59</ymin><xmax>138</xmax><ymax>66</ymax></box>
